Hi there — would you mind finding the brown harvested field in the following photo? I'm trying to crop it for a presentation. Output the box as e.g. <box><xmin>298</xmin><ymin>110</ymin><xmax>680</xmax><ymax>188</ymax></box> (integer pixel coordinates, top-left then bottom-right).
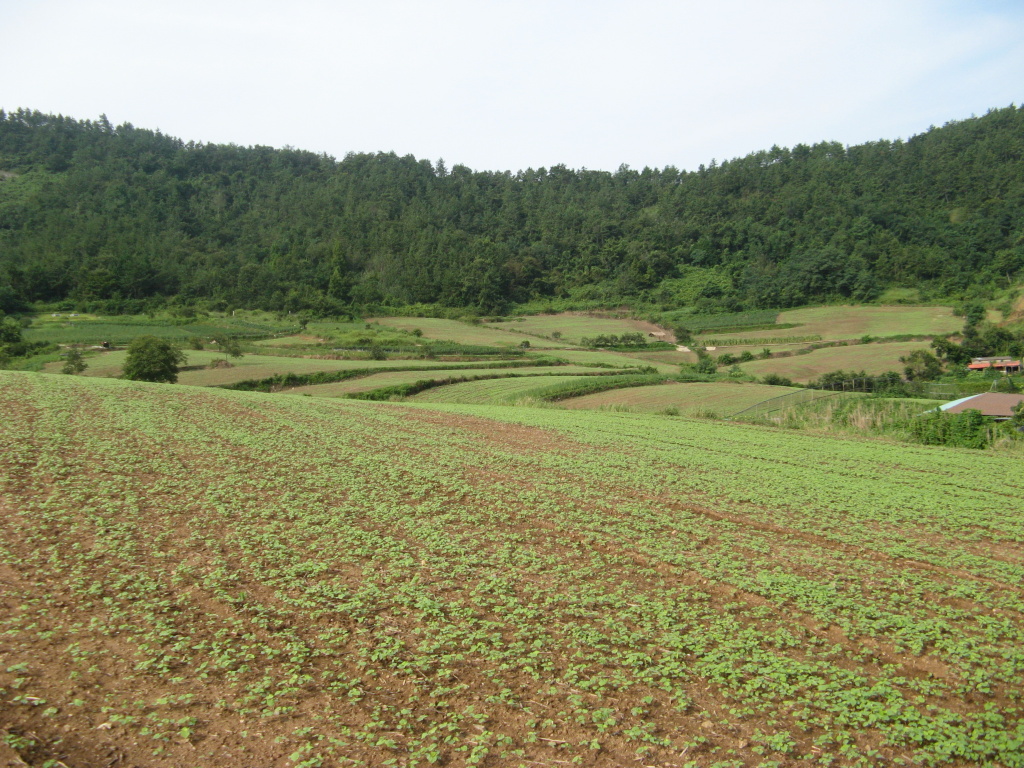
<box><xmin>560</xmin><ymin>381</ymin><xmax>799</xmax><ymax>415</ymax></box>
<box><xmin>736</xmin><ymin>341</ymin><xmax>931</xmax><ymax>382</ymax></box>
<box><xmin>3</xmin><ymin>372</ymin><xmax>1023</xmax><ymax>768</ymax></box>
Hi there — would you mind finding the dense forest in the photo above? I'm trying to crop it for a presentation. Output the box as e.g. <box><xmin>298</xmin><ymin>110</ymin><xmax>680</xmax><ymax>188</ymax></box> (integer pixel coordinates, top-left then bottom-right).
<box><xmin>1</xmin><ymin>106</ymin><xmax>1022</xmax><ymax>315</ymax></box>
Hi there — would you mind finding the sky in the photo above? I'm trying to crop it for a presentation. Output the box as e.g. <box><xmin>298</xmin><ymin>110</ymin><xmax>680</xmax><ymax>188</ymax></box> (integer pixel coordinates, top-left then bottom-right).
<box><xmin>2</xmin><ymin>0</ymin><xmax>1023</xmax><ymax>173</ymax></box>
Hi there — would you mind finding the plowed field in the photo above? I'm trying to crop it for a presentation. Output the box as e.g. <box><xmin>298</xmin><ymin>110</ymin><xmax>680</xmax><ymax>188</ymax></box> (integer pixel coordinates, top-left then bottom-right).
<box><xmin>2</xmin><ymin>372</ymin><xmax>1023</xmax><ymax>767</ymax></box>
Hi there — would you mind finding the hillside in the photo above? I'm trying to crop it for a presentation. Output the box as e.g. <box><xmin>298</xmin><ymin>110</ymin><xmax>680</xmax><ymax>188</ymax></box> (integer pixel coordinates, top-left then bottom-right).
<box><xmin>2</xmin><ymin>371</ymin><xmax>1023</xmax><ymax>767</ymax></box>
<box><xmin>1</xmin><ymin>106</ymin><xmax>1023</xmax><ymax>315</ymax></box>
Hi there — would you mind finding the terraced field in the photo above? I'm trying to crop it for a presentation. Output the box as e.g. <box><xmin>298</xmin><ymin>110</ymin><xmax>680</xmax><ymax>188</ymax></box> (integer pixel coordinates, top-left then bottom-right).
<box><xmin>698</xmin><ymin>306</ymin><xmax>960</xmax><ymax>345</ymax></box>
<box><xmin>284</xmin><ymin>365</ymin><xmax>613</xmax><ymax>398</ymax></box>
<box><xmin>2</xmin><ymin>371</ymin><xmax>1023</xmax><ymax>768</ymax></box>
<box><xmin>411</xmin><ymin>374</ymin><xmax>592</xmax><ymax>404</ymax></box>
<box><xmin>737</xmin><ymin>341</ymin><xmax>932</xmax><ymax>383</ymax></box>
<box><xmin>368</xmin><ymin>317</ymin><xmax>566</xmax><ymax>348</ymax></box>
<box><xmin>44</xmin><ymin>351</ymin><xmax>523</xmax><ymax>387</ymax></box>
<box><xmin>488</xmin><ymin>313</ymin><xmax>669</xmax><ymax>345</ymax></box>
<box><xmin>545</xmin><ymin>348</ymin><xmax>680</xmax><ymax>373</ymax></box>
<box><xmin>560</xmin><ymin>381</ymin><xmax>799</xmax><ymax>415</ymax></box>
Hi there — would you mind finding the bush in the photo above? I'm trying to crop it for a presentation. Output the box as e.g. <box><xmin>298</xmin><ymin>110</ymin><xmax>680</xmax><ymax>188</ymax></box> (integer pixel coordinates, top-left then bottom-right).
<box><xmin>761</xmin><ymin>373</ymin><xmax>794</xmax><ymax>387</ymax></box>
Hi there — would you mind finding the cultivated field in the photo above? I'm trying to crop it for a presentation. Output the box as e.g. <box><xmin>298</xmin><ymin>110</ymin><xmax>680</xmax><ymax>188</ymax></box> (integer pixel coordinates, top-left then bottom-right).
<box><xmin>43</xmin><ymin>351</ymin><xmax>516</xmax><ymax>387</ymax></box>
<box><xmin>2</xmin><ymin>372</ymin><xmax>1023</xmax><ymax>767</ymax></box>
<box><xmin>411</xmin><ymin>375</ymin><xmax>593</xmax><ymax>404</ymax></box>
<box><xmin>284</xmin><ymin>365</ymin><xmax>613</xmax><ymax>398</ymax></box>
<box><xmin>698</xmin><ymin>306</ymin><xmax>960</xmax><ymax>345</ymax></box>
<box><xmin>488</xmin><ymin>313</ymin><xmax>670</xmax><ymax>345</ymax></box>
<box><xmin>544</xmin><ymin>348</ymin><xmax>680</xmax><ymax>373</ymax></box>
<box><xmin>560</xmin><ymin>381</ymin><xmax>799</xmax><ymax>415</ymax></box>
<box><xmin>25</xmin><ymin>312</ymin><xmax>298</xmax><ymax>345</ymax></box>
<box><xmin>368</xmin><ymin>318</ymin><xmax>565</xmax><ymax>348</ymax></box>
<box><xmin>737</xmin><ymin>341</ymin><xmax>932</xmax><ymax>383</ymax></box>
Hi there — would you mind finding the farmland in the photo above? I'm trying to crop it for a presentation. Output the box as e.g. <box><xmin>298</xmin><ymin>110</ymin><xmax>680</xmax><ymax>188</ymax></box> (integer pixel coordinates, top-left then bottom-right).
<box><xmin>697</xmin><ymin>306</ymin><xmax>960</xmax><ymax>346</ymax></box>
<box><xmin>411</xmin><ymin>374</ymin><xmax>597</xmax><ymax>404</ymax></box>
<box><xmin>3</xmin><ymin>371</ymin><xmax>1024</xmax><ymax>767</ymax></box>
<box><xmin>41</xmin><ymin>350</ymin><xmax>517</xmax><ymax>388</ymax></box>
<box><xmin>284</xmin><ymin>365</ymin><xmax>614</xmax><ymax>398</ymax></box>
<box><xmin>560</xmin><ymin>381</ymin><xmax>800</xmax><ymax>415</ymax></box>
<box><xmin>367</xmin><ymin>318</ymin><xmax>566</xmax><ymax>348</ymax></box>
<box><xmin>735</xmin><ymin>341</ymin><xmax>933</xmax><ymax>383</ymax></box>
<box><xmin>487</xmin><ymin>313</ymin><xmax>670</xmax><ymax>345</ymax></box>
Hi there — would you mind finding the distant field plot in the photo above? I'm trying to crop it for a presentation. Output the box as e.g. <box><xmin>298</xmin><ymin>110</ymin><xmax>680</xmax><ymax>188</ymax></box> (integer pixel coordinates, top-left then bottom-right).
<box><xmin>738</xmin><ymin>341</ymin><xmax>930</xmax><ymax>382</ymax></box>
<box><xmin>561</xmin><ymin>381</ymin><xmax>799</xmax><ymax>414</ymax></box>
<box><xmin>489</xmin><ymin>312</ymin><xmax>669</xmax><ymax>344</ymax></box>
<box><xmin>412</xmin><ymin>374</ymin><xmax>590</xmax><ymax>403</ymax></box>
<box><xmin>3</xmin><ymin>372</ymin><xmax>1023</xmax><ymax>768</ymax></box>
<box><xmin>284</xmin><ymin>365</ymin><xmax>609</xmax><ymax>398</ymax></box>
<box><xmin>546</xmin><ymin>348</ymin><xmax>679</xmax><ymax>372</ymax></box>
<box><xmin>25</xmin><ymin>313</ymin><xmax>297</xmax><ymax>345</ymax></box>
<box><xmin>45</xmin><ymin>351</ymin><xmax>470</xmax><ymax>386</ymax></box>
<box><xmin>698</xmin><ymin>305</ymin><xmax>959</xmax><ymax>345</ymax></box>
<box><xmin>369</xmin><ymin>317</ymin><xmax>565</xmax><ymax>348</ymax></box>
<box><xmin>618</xmin><ymin>349</ymin><xmax>699</xmax><ymax>366</ymax></box>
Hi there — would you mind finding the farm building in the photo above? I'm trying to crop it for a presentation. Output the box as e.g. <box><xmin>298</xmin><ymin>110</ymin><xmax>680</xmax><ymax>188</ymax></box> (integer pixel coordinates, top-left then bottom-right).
<box><xmin>938</xmin><ymin>392</ymin><xmax>1024</xmax><ymax>420</ymax></box>
<box><xmin>968</xmin><ymin>356</ymin><xmax>1022</xmax><ymax>373</ymax></box>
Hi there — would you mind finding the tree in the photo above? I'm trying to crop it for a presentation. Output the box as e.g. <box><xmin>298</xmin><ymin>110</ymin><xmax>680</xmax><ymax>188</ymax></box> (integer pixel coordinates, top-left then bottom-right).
<box><xmin>123</xmin><ymin>336</ymin><xmax>186</xmax><ymax>383</ymax></box>
<box><xmin>61</xmin><ymin>348</ymin><xmax>88</xmax><ymax>375</ymax></box>
<box><xmin>900</xmin><ymin>349</ymin><xmax>943</xmax><ymax>381</ymax></box>
<box><xmin>218</xmin><ymin>337</ymin><xmax>243</xmax><ymax>359</ymax></box>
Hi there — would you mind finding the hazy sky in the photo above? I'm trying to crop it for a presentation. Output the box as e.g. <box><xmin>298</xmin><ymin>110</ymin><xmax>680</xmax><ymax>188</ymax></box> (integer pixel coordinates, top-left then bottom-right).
<box><xmin>3</xmin><ymin>0</ymin><xmax>1023</xmax><ymax>173</ymax></box>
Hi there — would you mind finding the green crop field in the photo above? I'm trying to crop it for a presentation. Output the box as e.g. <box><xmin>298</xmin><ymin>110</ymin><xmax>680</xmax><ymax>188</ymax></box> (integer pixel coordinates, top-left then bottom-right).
<box><xmin>560</xmin><ymin>381</ymin><xmax>800</xmax><ymax>415</ymax></box>
<box><xmin>2</xmin><ymin>371</ymin><xmax>1023</xmax><ymax>768</ymax></box>
<box><xmin>737</xmin><ymin>341</ymin><xmax>931</xmax><ymax>382</ymax></box>
<box><xmin>698</xmin><ymin>306</ymin><xmax>960</xmax><ymax>345</ymax></box>
<box><xmin>43</xmin><ymin>351</ymin><xmax>496</xmax><ymax>387</ymax></box>
<box><xmin>24</xmin><ymin>312</ymin><xmax>299</xmax><ymax>345</ymax></box>
<box><xmin>411</xmin><ymin>375</ymin><xmax>592</xmax><ymax>404</ymax></box>
<box><xmin>368</xmin><ymin>317</ymin><xmax>566</xmax><ymax>348</ymax></box>
<box><xmin>488</xmin><ymin>312</ymin><xmax>669</xmax><ymax>345</ymax></box>
<box><xmin>284</xmin><ymin>365</ymin><xmax>612</xmax><ymax>398</ymax></box>
<box><xmin>545</xmin><ymin>348</ymin><xmax>680</xmax><ymax>373</ymax></box>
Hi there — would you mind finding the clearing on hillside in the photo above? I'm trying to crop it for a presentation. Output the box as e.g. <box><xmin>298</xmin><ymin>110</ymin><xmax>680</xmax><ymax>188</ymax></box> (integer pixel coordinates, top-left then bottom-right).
<box><xmin>2</xmin><ymin>372</ymin><xmax>1023</xmax><ymax>768</ymax></box>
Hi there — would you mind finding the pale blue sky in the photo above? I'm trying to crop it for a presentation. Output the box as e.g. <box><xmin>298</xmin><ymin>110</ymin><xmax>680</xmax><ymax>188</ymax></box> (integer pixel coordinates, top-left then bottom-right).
<box><xmin>2</xmin><ymin>0</ymin><xmax>1022</xmax><ymax>172</ymax></box>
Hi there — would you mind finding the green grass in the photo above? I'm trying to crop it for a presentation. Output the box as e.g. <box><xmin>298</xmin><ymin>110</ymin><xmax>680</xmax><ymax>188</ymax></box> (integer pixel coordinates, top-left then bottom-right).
<box><xmin>2</xmin><ymin>371</ymin><xmax>1023</xmax><ymax>767</ymax></box>
<box><xmin>737</xmin><ymin>341</ymin><xmax>932</xmax><ymax>383</ymax></box>
<box><xmin>487</xmin><ymin>312</ymin><xmax>667</xmax><ymax>345</ymax></box>
<box><xmin>560</xmin><ymin>381</ymin><xmax>800</xmax><ymax>415</ymax></box>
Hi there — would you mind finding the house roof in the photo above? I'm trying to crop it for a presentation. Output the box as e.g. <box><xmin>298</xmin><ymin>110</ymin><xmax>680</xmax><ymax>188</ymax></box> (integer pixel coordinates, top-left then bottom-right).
<box><xmin>939</xmin><ymin>392</ymin><xmax>1024</xmax><ymax>418</ymax></box>
<box><xmin>967</xmin><ymin>360</ymin><xmax>1021</xmax><ymax>370</ymax></box>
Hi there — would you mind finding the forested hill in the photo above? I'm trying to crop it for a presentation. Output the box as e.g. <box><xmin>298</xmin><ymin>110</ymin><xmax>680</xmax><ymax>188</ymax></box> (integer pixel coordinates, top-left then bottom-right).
<box><xmin>1</xmin><ymin>106</ymin><xmax>1022</xmax><ymax>315</ymax></box>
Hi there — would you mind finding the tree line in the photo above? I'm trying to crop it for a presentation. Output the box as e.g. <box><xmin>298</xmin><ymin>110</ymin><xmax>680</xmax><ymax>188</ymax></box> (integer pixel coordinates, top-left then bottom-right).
<box><xmin>1</xmin><ymin>105</ymin><xmax>1022</xmax><ymax>315</ymax></box>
